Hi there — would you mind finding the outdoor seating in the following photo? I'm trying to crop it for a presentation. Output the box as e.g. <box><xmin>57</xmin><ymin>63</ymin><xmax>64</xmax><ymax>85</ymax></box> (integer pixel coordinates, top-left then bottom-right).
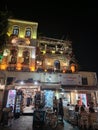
<box><xmin>89</xmin><ymin>112</ymin><xmax>97</xmax><ymax>129</ymax></box>
<box><xmin>78</xmin><ymin>112</ymin><xmax>89</xmax><ymax>129</ymax></box>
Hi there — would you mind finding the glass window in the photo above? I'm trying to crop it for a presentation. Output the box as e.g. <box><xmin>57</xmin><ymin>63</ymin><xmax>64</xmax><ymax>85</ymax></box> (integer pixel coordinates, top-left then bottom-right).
<box><xmin>82</xmin><ymin>77</ymin><xmax>88</xmax><ymax>85</ymax></box>
<box><xmin>22</xmin><ymin>49</ymin><xmax>30</xmax><ymax>65</ymax></box>
<box><xmin>25</xmin><ymin>28</ymin><xmax>31</xmax><ymax>38</ymax></box>
<box><xmin>13</xmin><ymin>26</ymin><xmax>19</xmax><ymax>36</ymax></box>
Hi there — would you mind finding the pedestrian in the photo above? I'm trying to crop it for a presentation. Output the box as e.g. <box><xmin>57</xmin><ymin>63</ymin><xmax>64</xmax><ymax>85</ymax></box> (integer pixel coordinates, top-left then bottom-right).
<box><xmin>58</xmin><ymin>98</ymin><xmax>64</xmax><ymax>123</ymax></box>
<box><xmin>1</xmin><ymin>107</ymin><xmax>9</xmax><ymax>126</ymax></box>
<box><xmin>8</xmin><ymin>106</ymin><xmax>14</xmax><ymax>127</ymax></box>
<box><xmin>53</xmin><ymin>96</ymin><xmax>58</xmax><ymax>114</ymax></box>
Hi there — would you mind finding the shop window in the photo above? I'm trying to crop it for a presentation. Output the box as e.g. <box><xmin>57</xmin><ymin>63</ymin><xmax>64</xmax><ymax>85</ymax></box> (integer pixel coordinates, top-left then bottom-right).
<box><xmin>25</xmin><ymin>28</ymin><xmax>31</xmax><ymax>38</ymax></box>
<box><xmin>82</xmin><ymin>77</ymin><xmax>88</xmax><ymax>85</ymax></box>
<box><xmin>13</xmin><ymin>26</ymin><xmax>19</xmax><ymax>36</ymax></box>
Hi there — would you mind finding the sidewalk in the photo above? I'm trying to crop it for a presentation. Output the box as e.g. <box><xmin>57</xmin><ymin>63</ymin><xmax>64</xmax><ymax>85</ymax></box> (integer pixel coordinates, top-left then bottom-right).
<box><xmin>0</xmin><ymin>115</ymin><xmax>79</xmax><ymax>130</ymax></box>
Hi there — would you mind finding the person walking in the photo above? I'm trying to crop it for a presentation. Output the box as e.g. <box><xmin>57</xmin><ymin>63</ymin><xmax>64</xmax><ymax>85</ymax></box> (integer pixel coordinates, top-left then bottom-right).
<box><xmin>1</xmin><ymin>107</ymin><xmax>9</xmax><ymax>126</ymax></box>
<box><xmin>58</xmin><ymin>98</ymin><xmax>64</xmax><ymax>124</ymax></box>
<box><xmin>53</xmin><ymin>96</ymin><xmax>58</xmax><ymax>115</ymax></box>
<box><xmin>8</xmin><ymin>106</ymin><xmax>14</xmax><ymax>127</ymax></box>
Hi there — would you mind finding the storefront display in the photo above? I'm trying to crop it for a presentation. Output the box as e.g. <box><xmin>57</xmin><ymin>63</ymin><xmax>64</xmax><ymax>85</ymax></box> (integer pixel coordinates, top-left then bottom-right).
<box><xmin>14</xmin><ymin>90</ymin><xmax>23</xmax><ymax>118</ymax></box>
<box><xmin>59</xmin><ymin>92</ymin><xmax>71</xmax><ymax>107</ymax></box>
<box><xmin>44</xmin><ymin>90</ymin><xmax>54</xmax><ymax>108</ymax></box>
<box><xmin>6</xmin><ymin>89</ymin><xmax>16</xmax><ymax>111</ymax></box>
<box><xmin>76</xmin><ymin>93</ymin><xmax>87</xmax><ymax>107</ymax></box>
<box><xmin>15</xmin><ymin>91</ymin><xmax>22</xmax><ymax>113</ymax></box>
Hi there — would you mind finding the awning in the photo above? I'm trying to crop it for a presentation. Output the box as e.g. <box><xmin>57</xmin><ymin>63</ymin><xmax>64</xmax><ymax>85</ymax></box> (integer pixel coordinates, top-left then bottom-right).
<box><xmin>61</xmin><ymin>85</ymin><xmax>98</xmax><ymax>92</ymax></box>
<box><xmin>41</xmin><ymin>83</ymin><xmax>61</xmax><ymax>90</ymax></box>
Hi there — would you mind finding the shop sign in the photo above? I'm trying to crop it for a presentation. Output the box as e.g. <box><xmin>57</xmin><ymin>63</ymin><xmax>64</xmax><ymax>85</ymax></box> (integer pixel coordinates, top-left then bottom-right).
<box><xmin>60</xmin><ymin>74</ymin><xmax>82</xmax><ymax>85</ymax></box>
<box><xmin>44</xmin><ymin>73</ymin><xmax>59</xmax><ymax>83</ymax></box>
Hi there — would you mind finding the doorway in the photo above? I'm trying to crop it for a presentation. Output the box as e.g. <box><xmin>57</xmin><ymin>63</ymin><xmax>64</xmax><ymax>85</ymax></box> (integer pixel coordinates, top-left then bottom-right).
<box><xmin>15</xmin><ymin>85</ymin><xmax>40</xmax><ymax>114</ymax></box>
<box><xmin>54</xmin><ymin>60</ymin><xmax>60</xmax><ymax>70</ymax></box>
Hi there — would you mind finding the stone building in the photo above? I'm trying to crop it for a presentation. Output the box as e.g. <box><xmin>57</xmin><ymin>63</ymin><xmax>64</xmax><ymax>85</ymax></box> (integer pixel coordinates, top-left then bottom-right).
<box><xmin>0</xmin><ymin>18</ymin><xmax>98</xmax><ymax>116</ymax></box>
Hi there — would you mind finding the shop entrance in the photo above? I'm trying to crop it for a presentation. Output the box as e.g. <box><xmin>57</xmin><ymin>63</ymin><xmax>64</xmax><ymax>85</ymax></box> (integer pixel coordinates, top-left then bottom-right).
<box><xmin>15</xmin><ymin>85</ymin><xmax>40</xmax><ymax>115</ymax></box>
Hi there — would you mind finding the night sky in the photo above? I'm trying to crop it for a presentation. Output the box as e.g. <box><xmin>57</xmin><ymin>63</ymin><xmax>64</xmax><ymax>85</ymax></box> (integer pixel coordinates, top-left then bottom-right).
<box><xmin>0</xmin><ymin>1</ymin><xmax>98</xmax><ymax>76</ymax></box>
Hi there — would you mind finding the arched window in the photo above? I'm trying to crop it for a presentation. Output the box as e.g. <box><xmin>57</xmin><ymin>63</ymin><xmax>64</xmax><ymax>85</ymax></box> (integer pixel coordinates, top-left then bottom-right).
<box><xmin>22</xmin><ymin>49</ymin><xmax>30</xmax><ymax>65</ymax></box>
<box><xmin>54</xmin><ymin>60</ymin><xmax>60</xmax><ymax>70</ymax></box>
<box><xmin>25</xmin><ymin>28</ymin><xmax>31</xmax><ymax>38</ymax></box>
<box><xmin>13</xmin><ymin>25</ymin><xmax>19</xmax><ymax>36</ymax></box>
<box><xmin>10</xmin><ymin>47</ymin><xmax>18</xmax><ymax>64</ymax></box>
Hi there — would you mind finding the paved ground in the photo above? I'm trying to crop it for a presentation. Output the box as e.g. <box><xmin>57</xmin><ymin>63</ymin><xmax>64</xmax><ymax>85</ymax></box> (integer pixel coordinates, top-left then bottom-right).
<box><xmin>0</xmin><ymin>115</ymin><xmax>79</xmax><ymax>130</ymax></box>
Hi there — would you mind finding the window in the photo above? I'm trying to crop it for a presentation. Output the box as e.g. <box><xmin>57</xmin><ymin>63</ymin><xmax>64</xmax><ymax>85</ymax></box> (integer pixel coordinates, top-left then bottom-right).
<box><xmin>54</xmin><ymin>60</ymin><xmax>60</xmax><ymax>70</ymax></box>
<box><xmin>13</xmin><ymin>26</ymin><xmax>19</xmax><ymax>36</ymax></box>
<box><xmin>10</xmin><ymin>48</ymin><xmax>17</xmax><ymax>64</ymax></box>
<box><xmin>25</xmin><ymin>28</ymin><xmax>31</xmax><ymax>38</ymax></box>
<box><xmin>82</xmin><ymin>77</ymin><xmax>88</xmax><ymax>85</ymax></box>
<box><xmin>6</xmin><ymin>77</ymin><xmax>15</xmax><ymax>85</ymax></box>
<box><xmin>22</xmin><ymin>49</ymin><xmax>30</xmax><ymax>65</ymax></box>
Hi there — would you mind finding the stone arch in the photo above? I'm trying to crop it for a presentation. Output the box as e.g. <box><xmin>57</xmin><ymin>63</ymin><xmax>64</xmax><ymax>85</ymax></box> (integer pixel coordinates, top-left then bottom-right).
<box><xmin>22</xmin><ymin>48</ymin><xmax>30</xmax><ymax>65</ymax></box>
<box><xmin>54</xmin><ymin>60</ymin><xmax>60</xmax><ymax>70</ymax></box>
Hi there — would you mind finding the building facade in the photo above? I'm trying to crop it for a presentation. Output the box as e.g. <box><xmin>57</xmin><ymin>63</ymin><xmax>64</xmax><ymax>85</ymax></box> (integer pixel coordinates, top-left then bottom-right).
<box><xmin>0</xmin><ymin>19</ymin><xmax>98</xmax><ymax>117</ymax></box>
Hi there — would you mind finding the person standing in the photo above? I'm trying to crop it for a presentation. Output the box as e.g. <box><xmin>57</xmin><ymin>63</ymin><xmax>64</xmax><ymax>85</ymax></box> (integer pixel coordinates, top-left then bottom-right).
<box><xmin>1</xmin><ymin>107</ymin><xmax>9</xmax><ymax>126</ymax></box>
<box><xmin>8</xmin><ymin>106</ymin><xmax>14</xmax><ymax>127</ymax></box>
<box><xmin>58</xmin><ymin>98</ymin><xmax>64</xmax><ymax>123</ymax></box>
<box><xmin>53</xmin><ymin>96</ymin><xmax>58</xmax><ymax>114</ymax></box>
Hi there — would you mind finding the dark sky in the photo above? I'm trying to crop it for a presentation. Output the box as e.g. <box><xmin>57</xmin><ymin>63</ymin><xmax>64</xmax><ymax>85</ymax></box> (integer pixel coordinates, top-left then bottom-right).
<box><xmin>0</xmin><ymin>1</ymin><xmax>98</xmax><ymax>76</ymax></box>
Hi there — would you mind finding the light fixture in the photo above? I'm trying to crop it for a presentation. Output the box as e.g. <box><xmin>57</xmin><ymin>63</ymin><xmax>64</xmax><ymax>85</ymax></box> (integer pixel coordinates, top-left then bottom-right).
<box><xmin>20</xmin><ymin>81</ymin><xmax>24</xmax><ymax>85</ymax></box>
